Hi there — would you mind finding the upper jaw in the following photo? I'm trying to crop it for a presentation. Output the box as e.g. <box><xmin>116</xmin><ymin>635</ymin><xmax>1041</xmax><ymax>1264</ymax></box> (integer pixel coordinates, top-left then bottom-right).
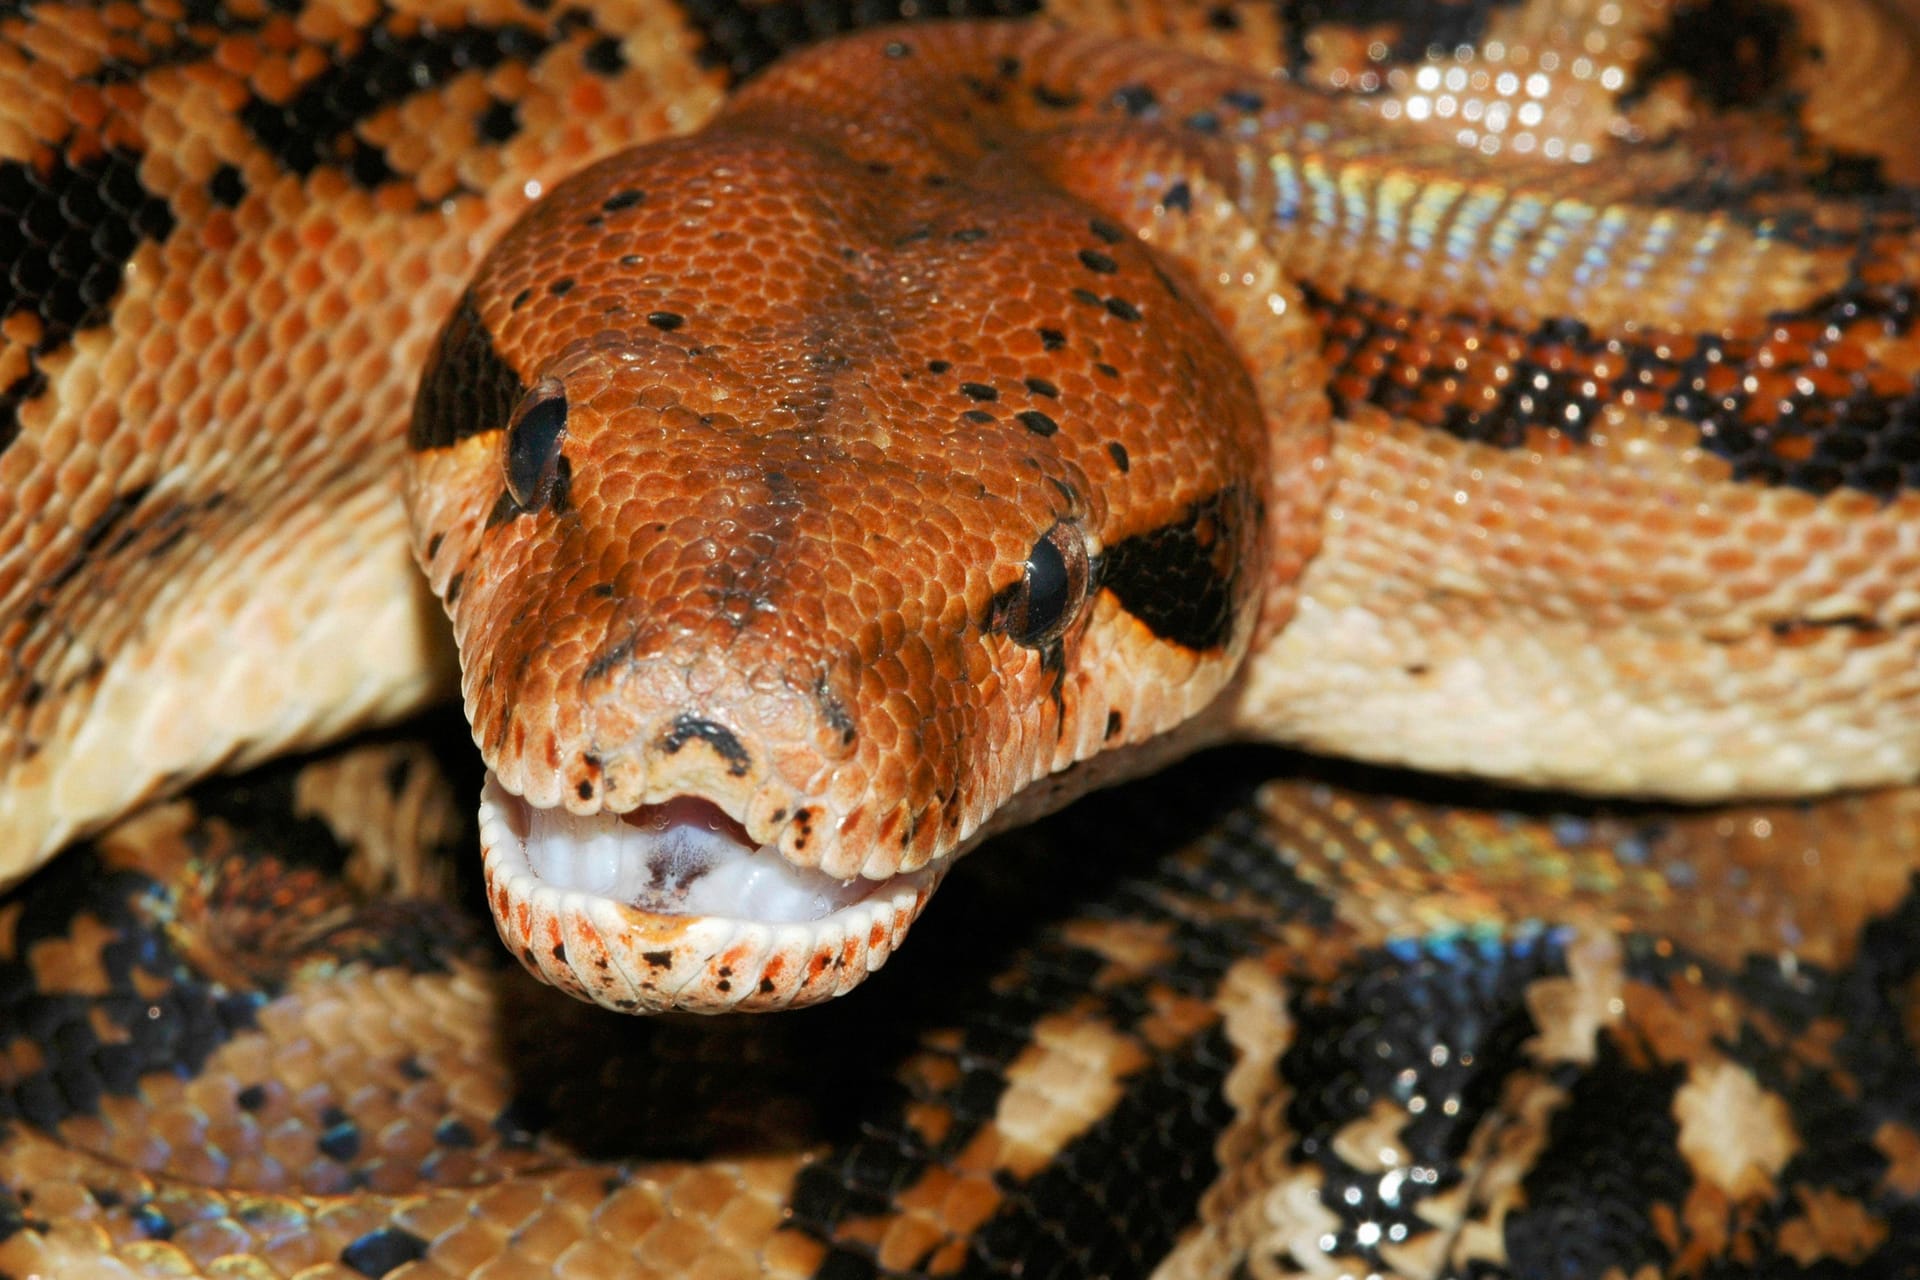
<box><xmin>477</xmin><ymin>773</ymin><xmax>946</xmax><ymax>1014</ymax></box>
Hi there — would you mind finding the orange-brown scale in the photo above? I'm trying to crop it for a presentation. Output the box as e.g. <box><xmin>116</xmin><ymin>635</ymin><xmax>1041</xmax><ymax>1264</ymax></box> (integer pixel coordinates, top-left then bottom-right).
<box><xmin>402</xmin><ymin>18</ymin><xmax>1920</xmax><ymax>1013</ymax></box>
<box><xmin>1</xmin><ymin>0</ymin><xmax>734</xmax><ymax>880</ymax></box>
<box><xmin>1308</xmin><ymin>281</ymin><xmax>1920</xmax><ymax>497</ymax></box>
<box><xmin>8</xmin><ymin>0</ymin><xmax>1920</xmax><ymax>1273</ymax></box>
<box><xmin>410</xmin><ymin>82</ymin><xmax>1271</xmax><ymax>880</ymax></box>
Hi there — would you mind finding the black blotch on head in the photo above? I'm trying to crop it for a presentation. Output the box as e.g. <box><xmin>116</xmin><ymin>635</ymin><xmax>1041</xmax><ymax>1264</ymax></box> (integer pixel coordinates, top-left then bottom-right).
<box><xmin>1105</xmin><ymin>710</ymin><xmax>1122</xmax><ymax>739</ymax></box>
<box><xmin>1017</xmin><ymin>410</ymin><xmax>1058</xmax><ymax>437</ymax></box>
<box><xmin>603</xmin><ymin>188</ymin><xmax>646</xmax><ymax>212</ymax></box>
<box><xmin>647</xmin><ymin>311</ymin><xmax>684</xmax><ymax>331</ymax></box>
<box><xmin>548</xmin><ymin>276</ymin><xmax>575</xmax><ymax>297</ymax></box>
<box><xmin>1099</xmin><ymin>487</ymin><xmax>1246</xmax><ymax>651</ymax></box>
<box><xmin>1105</xmin><ymin>297</ymin><xmax>1141</xmax><ymax>322</ymax></box>
<box><xmin>1078</xmin><ymin>249</ymin><xmax>1119</xmax><ymax>274</ymax></box>
<box><xmin>1024</xmin><ymin>377</ymin><xmax>1059</xmax><ymax>397</ymax></box>
<box><xmin>962</xmin><ymin>409</ymin><xmax>996</xmax><ymax>424</ymax></box>
<box><xmin>960</xmin><ymin>382</ymin><xmax>998</xmax><ymax>401</ymax></box>
<box><xmin>1108</xmin><ymin>442</ymin><xmax>1130</xmax><ymax>472</ymax></box>
<box><xmin>340</xmin><ymin>1226</ymin><xmax>429</xmax><ymax>1278</ymax></box>
<box><xmin>1037</xmin><ymin>328</ymin><xmax>1066</xmax><ymax>350</ymax></box>
<box><xmin>410</xmin><ymin>292</ymin><xmax>528</xmax><ymax>450</ymax></box>
<box><xmin>1163</xmin><ymin>181</ymin><xmax>1192</xmax><ymax>213</ymax></box>
<box><xmin>1089</xmin><ymin>219</ymin><xmax>1125</xmax><ymax>244</ymax></box>
<box><xmin>660</xmin><ymin>716</ymin><xmax>752</xmax><ymax>776</ymax></box>
<box><xmin>927</xmin><ymin>359</ymin><xmax>952</xmax><ymax>374</ymax></box>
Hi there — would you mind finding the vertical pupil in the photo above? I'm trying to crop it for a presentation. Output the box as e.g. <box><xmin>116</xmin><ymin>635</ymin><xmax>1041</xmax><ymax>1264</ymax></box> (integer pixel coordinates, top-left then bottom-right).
<box><xmin>1020</xmin><ymin>532</ymin><xmax>1068</xmax><ymax>639</ymax></box>
<box><xmin>506</xmin><ymin>389</ymin><xmax>568</xmax><ymax>507</ymax></box>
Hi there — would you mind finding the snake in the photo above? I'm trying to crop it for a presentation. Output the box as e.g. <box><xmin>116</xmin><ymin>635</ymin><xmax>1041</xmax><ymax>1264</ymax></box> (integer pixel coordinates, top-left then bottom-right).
<box><xmin>4</xmin><ymin>0</ymin><xmax>1920</xmax><ymax>1272</ymax></box>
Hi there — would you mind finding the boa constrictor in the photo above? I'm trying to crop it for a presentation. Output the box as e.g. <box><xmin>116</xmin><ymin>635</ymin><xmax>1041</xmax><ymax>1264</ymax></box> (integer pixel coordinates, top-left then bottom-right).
<box><xmin>3</xmin><ymin>0</ymin><xmax>1920</xmax><ymax>1275</ymax></box>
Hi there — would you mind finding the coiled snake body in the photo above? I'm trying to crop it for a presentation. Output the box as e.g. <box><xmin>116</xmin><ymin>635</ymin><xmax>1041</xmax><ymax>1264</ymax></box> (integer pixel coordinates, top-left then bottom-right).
<box><xmin>4</xmin><ymin>0</ymin><xmax>1920</xmax><ymax>1275</ymax></box>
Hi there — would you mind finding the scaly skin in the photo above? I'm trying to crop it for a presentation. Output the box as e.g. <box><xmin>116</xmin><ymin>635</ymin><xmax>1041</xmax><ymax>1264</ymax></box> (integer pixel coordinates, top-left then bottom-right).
<box><xmin>6</xmin><ymin>734</ymin><xmax>1920</xmax><ymax>1277</ymax></box>
<box><xmin>408</xmin><ymin>20</ymin><xmax>1920</xmax><ymax>1011</ymax></box>
<box><xmin>4</xmin><ymin>2</ymin><xmax>1920</xmax><ymax>1269</ymax></box>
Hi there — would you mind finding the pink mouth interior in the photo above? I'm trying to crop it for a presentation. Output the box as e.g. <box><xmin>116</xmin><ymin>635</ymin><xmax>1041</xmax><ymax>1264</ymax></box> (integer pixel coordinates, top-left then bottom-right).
<box><xmin>619</xmin><ymin>796</ymin><xmax>754</xmax><ymax>840</ymax></box>
<box><xmin>508</xmin><ymin>791</ymin><xmax>878</xmax><ymax>922</ymax></box>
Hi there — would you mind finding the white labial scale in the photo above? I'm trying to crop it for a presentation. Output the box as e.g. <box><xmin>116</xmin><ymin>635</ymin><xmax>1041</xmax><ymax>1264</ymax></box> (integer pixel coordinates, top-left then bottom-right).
<box><xmin>517</xmin><ymin>793</ymin><xmax>873</xmax><ymax>922</ymax></box>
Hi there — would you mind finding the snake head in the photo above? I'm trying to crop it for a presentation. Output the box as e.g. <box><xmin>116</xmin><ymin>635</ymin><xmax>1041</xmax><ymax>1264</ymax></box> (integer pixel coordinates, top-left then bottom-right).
<box><xmin>404</xmin><ymin>116</ymin><xmax>1268</xmax><ymax>1014</ymax></box>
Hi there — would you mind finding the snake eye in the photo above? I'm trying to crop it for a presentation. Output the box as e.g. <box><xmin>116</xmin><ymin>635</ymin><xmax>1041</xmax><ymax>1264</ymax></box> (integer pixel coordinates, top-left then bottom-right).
<box><xmin>998</xmin><ymin>520</ymin><xmax>1091</xmax><ymax>648</ymax></box>
<box><xmin>504</xmin><ymin>378</ymin><xmax>569</xmax><ymax>509</ymax></box>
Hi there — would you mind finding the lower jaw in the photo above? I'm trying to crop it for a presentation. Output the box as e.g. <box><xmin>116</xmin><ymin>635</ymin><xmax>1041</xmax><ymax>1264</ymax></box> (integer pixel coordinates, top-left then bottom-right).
<box><xmin>476</xmin><ymin>774</ymin><xmax>944</xmax><ymax>1014</ymax></box>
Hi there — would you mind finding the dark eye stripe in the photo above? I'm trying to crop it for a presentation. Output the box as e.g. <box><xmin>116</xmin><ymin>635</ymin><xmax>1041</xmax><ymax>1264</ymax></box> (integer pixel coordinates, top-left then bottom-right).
<box><xmin>409</xmin><ymin>291</ymin><xmax>528</xmax><ymax>451</ymax></box>
<box><xmin>1098</xmin><ymin>487</ymin><xmax>1247</xmax><ymax>652</ymax></box>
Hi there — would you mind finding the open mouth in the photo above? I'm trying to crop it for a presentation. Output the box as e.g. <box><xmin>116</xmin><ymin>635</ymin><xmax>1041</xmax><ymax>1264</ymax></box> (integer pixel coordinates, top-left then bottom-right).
<box><xmin>510</xmin><ymin>792</ymin><xmax>877</xmax><ymax>921</ymax></box>
<box><xmin>477</xmin><ymin>774</ymin><xmax>942</xmax><ymax>1013</ymax></box>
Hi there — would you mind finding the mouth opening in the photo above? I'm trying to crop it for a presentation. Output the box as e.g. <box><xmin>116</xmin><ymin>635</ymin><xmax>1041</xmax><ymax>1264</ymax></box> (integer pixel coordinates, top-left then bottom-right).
<box><xmin>475</xmin><ymin>772</ymin><xmax>945</xmax><ymax>1013</ymax></box>
<box><xmin>501</xmin><ymin>790</ymin><xmax>877</xmax><ymax>923</ymax></box>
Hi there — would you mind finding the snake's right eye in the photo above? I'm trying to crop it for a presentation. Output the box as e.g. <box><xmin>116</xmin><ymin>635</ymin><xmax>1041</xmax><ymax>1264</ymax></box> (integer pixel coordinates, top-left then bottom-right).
<box><xmin>504</xmin><ymin>378</ymin><xmax>569</xmax><ymax>509</ymax></box>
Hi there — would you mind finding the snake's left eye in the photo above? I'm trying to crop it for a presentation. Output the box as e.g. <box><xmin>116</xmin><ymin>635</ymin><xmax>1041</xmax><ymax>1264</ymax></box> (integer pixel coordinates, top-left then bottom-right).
<box><xmin>504</xmin><ymin>378</ymin><xmax>569</xmax><ymax>509</ymax></box>
<box><xmin>997</xmin><ymin>520</ymin><xmax>1091</xmax><ymax>648</ymax></box>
